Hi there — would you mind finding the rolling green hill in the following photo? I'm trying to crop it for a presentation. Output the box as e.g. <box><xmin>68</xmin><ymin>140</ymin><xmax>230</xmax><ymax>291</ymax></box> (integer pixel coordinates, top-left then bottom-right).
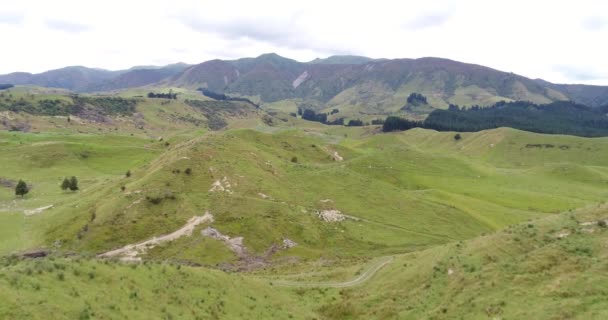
<box><xmin>2</xmin><ymin>196</ymin><xmax>606</xmax><ymax>319</ymax></box>
<box><xmin>2</xmin><ymin>85</ymin><xmax>608</xmax><ymax>319</ymax></box>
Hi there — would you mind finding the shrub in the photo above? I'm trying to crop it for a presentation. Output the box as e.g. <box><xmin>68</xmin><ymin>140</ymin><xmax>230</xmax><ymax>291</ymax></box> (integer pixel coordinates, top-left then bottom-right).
<box><xmin>15</xmin><ymin>179</ymin><xmax>29</xmax><ymax>198</ymax></box>
<box><xmin>291</xmin><ymin>156</ymin><xmax>298</xmax><ymax>163</ymax></box>
<box><xmin>454</xmin><ymin>133</ymin><xmax>462</xmax><ymax>141</ymax></box>
<box><xmin>69</xmin><ymin>176</ymin><xmax>79</xmax><ymax>191</ymax></box>
<box><xmin>61</xmin><ymin>178</ymin><xmax>70</xmax><ymax>190</ymax></box>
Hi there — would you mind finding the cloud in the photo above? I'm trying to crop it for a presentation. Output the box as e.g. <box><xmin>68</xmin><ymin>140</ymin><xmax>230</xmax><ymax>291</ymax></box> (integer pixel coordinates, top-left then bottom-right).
<box><xmin>554</xmin><ymin>65</ymin><xmax>608</xmax><ymax>82</ymax></box>
<box><xmin>404</xmin><ymin>11</ymin><xmax>454</xmax><ymax>30</ymax></box>
<box><xmin>0</xmin><ymin>12</ymin><xmax>24</xmax><ymax>25</ymax></box>
<box><xmin>45</xmin><ymin>19</ymin><xmax>92</xmax><ymax>33</ymax></box>
<box><xmin>174</xmin><ymin>12</ymin><xmax>352</xmax><ymax>56</ymax></box>
<box><xmin>581</xmin><ymin>16</ymin><xmax>608</xmax><ymax>31</ymax></box>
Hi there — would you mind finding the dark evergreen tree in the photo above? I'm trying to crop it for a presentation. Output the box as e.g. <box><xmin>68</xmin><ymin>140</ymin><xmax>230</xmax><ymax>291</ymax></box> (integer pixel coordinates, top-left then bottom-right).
<box><xmin>406</xmin><ymin>93</ymin><xmax>428</xmax><ymax>106</ymax></box>
<box><xmin>69</xmin><ymin>176</ymin><xmax>79</xmax><ymax>191</ymax></box>
<box><xmin>347</xmin><ymin>119</ymin><xmax>364</xmax><ymax>126</ymax></box>
<box><xmin>15</xmin><ymin>180</ymin><xmax>29</xmax><ymax>198</ymax></box>
<box><xmin>61</xmin><ymin>178</ymin><xmax>70</xmax><ymax>191</ymax></box>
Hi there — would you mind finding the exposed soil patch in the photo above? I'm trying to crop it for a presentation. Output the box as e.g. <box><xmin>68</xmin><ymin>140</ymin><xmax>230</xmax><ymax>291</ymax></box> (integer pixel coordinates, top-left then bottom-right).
<box><xmin>201</xmin><ymin>227</ymin><xmax>247</xmax><ymax>257</ymax></box>
<box><xmin>98</xmin><ymin>212</ymin><xmax>214</xmax><ymax>262</ymax></box>
<box><xmin>317</xmin><ymin>210</ymin><xmax>359</xmax><ymax>222</ymax></box>
<box><xmin>209</xmin><ymin>176</ymin><xmax>233</xmax><ymax>193</ymax></box>
<box><xmin>24</xmin><ymin>205</ymin><xmax>53</xmax><ymax>216</ymax></box>
<box><xmin>201</xmin><ymin>225</ymin><xmax>299</xmax><ymax>271</ymax></box>
<box><xmin>21</xmin><ymin>250</ymin><xmax>49</xmax><ymax>258</ymax></box>
<box><xmin>332</xmin><ymin>151</ymin><xmax>344</xmax><ymax>161</ymax></box>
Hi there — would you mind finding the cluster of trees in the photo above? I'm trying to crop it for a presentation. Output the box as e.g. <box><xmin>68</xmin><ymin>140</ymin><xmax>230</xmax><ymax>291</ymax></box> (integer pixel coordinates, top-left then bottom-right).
<box><xmin>382</xmin><ymin>116</ymin><xmax>423</xmax><ymax>132</ymax></box>
<box><xmin>301</xmin><ymin>109</ymin><xmax>328</xmax><ymax>123</ymax></box>
<box><xmin>327</xmin><ymin>118</ymin><xmax>344</xmax><ymax>125</ymax></box>
<box><xmin>347</xmin><ymin>119</ymin><xmax>365</xmax><ymax>126</ymax></box>
<box><xmin>0</xmin><ymin>84</ymin><xmax>14</xmax><ymax>90</ymax></box>
<box><xmin>13</xmin><ymin>176</ymin><xmax>79</xmax><ymax>198</ymax></box>
<box><xmin>0</xmin><ymin>97</ymin><xmax>80</xmax><ymax>116</ymax></box>
<box><xmin>295</xmin><ymin>107</ymin><xmax>385</xmax><ymax>127</ymax></box>
<box><xmin>197</xmin><ymin>88</ymin><xmax>259</xmax><ymax>108</ymax></box>
<box><xmin>72</xmin><ymin>96</ymin><xmax>137</xmax><ymax>115</ymax></box>
<box><xmin>60</xmin><ymin>176</ymin><xmax>79</xmax><ymax>191</ymax></box>
<box><xmin>383</xmin><ymin>100</ymin><xmax>608</xmax><ymax>137</ymax></box>
<box><xmin>406</xmin><ymin>93</ymin><xmax>428</xmax><ymax>105</ymax></box>
<box><xmin>147</xmin><ymin>92</ymin><xmax>177</xmax><ymax>99</ymax></box>
<box><xmin>0</xmin><ymin>95</ymin><xmax>137</xmax><ymax>117</ymax></box>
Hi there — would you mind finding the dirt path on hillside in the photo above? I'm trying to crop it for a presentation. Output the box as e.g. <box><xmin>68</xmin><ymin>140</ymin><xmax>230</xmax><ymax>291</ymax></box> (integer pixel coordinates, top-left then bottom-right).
<box><xmin>24</xmin><ymin>205</ymin><xmax>54</xmax><ymax>216</ymax></box>
<box><xmin>98</xmin><ymin>212</ymin><xmax>214</xmax><ymax>262</ymax></box>
<box><xmin>272</xmin><ymin>256</ymin><xmax>394</xmax><ymax>288</ymax></box>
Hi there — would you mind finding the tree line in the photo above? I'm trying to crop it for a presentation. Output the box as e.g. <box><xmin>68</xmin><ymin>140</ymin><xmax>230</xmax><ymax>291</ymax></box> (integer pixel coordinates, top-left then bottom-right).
<box><xmin>406</xmin><ymin>93</ymin><xmax>428</xmax><ymax>106</ymax></box>
<box><xmin>0</xmin><ymin>84</ymin><xmax>14</xmax><ymax>90</ymax></box>
<box><xmin>197</xmin><ymin>88</ymin><xmax>259</xmax><ymax>108</ymax></box>
<box><xmin>0</xmin><ymin>95</ymin><xmax>136</xmax><ymax>116</ymax></box>
<box><xmin>147</xmin><ymin>92</ymin><xmax>177</xmax><ymax>99</ymax></box>
<box><xmin>383</xmin><ymin>100</ymin><xmax>608</xmax><ymax>137</ymax></box>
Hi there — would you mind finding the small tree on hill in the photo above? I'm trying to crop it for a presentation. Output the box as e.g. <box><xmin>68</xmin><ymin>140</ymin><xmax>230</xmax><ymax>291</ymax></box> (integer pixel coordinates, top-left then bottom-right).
<box><xmin>184</xmin><ymin>168</ymin><xmax>192</xmax><ymax>175</ymax></box>
<box><xmin>69</xmin><ymin>176</ymin><xmax>79</xmax><ymax>191</ymax></box>
<box><xmin>61</xmin><ymin>178</ymin><xmax>70</xmax><ymax>191</ymax></box>
<box><xmin>15</xmin><ymin>179</ymin><xmax>29</xmax><ymax>198</ymax></box>
<box><xmin>125</xmin><ymin>170</ymin><xmax>131</xmax><ymax>178</ymax></box>
<box><xmin>454</xmin><ymin>133</ymin><xmax>462</xmax><ymax>141</ymax></box>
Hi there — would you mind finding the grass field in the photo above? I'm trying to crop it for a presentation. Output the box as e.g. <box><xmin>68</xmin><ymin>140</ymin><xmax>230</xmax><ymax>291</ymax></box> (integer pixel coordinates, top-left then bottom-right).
<box><xmin>2</xmin><ymin>90</ymin><xmax>608</xmax><ymax>318</ymax></box>
<box><xmin>2</xmin><ymin>201</ymin><xmax>606</xmax><ymax>319</ymax></box>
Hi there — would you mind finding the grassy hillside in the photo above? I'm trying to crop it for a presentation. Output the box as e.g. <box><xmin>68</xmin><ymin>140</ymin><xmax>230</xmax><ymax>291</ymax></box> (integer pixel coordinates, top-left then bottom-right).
<box><xmin>2</xmin><ymin>199</ymin><xmax>606</xmax><ymax>319</ymax></box>
<box><xmin>311</xmin><ymin>203</ymin><xmax>608</xmax><ymax>319</ymax></box>
<box><xmin>3</xmin><ymin>125</ymin><xmax>608</xmax><ymax>268</ymax></box>
<box><xmin>0</xmin><ymin>86</ymin><xmax>260</xmax><ymax>138</ymax></box>
<box><xmin>0</xmin><ymin>257</ymin><xmax>318</xmax><ymax>319</ymax></box>
<box><xmin>2</xmin><ymin>100</ymin><xmax>608</xmax><ymax>318</ymax></box>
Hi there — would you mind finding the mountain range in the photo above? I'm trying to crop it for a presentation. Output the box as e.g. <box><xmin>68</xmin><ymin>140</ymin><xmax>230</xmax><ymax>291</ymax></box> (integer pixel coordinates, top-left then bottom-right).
<box><xmin>2</xmin><ymin>53</ymin><xmax>608</xmax><ymax>111</ymax></box>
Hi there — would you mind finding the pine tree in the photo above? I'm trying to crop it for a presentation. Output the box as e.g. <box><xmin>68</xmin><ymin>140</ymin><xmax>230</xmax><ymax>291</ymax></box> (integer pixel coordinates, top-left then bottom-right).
<box><xmin>61</xmin><ymin>178</ymin><xmax>70</xmax><ymax>190</ymax></box>
<box><xmin>15</xmin><ymin>179</ymin><xmax>29</xmax><ymax>198</ymax></box>
<box><xmin>69</xmin><ymin>176</ymin><xmax>79</xmax><ymax>191</ymax></box>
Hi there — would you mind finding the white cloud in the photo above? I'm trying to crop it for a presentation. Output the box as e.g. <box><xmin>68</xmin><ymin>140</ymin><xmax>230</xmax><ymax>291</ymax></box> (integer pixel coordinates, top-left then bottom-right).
<box><xmin>0</xmin><ymin>0</ymin><xmax>607</xmax><ymax>85</ymax></box>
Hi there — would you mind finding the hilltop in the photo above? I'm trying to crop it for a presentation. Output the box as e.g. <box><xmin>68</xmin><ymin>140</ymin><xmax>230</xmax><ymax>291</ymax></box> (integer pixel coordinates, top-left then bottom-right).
<box><xmin>2</xmin><ymin>54</ymin><xmax>608</xmax><ymax>119</ymax></box>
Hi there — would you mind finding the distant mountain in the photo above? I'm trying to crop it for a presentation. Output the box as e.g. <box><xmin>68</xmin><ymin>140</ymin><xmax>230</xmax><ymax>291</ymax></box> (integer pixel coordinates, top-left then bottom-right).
<box><xmin>168</xmin><ymin>54</ymin><xmax>577</xmax><ymax>111</ymax></box>
<box><xmin>0</xmin><ymin>63</ymin><xmax>190</xmax><ymax>93</ymax></box>
<box><xmin>534</xmin><ymin>79</ymin><xmax>608</xmax><ymax>107</ymax></box>
<box><xmin>3</xmin><ymin>54</ymin><xmax>608</xmax><ymax>114</ymax></box>
<box><xmin>0</xmin><ymin>66</ymin><xmax>120</xmax><ymax>92</ymax></box>
<box><xmin>308</xmin><ymin>55</ymin><xmax>379</xmax><ymax>65</ymax></box>
<box><xmin>86</xmin><ymin>63</ymin><xmax>190</xmax><ymax>92</ymax></box>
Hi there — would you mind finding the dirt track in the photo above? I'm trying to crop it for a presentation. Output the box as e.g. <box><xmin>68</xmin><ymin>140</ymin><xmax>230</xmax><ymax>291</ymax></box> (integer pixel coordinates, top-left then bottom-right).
<box><xmin>98</xmin><ymin>212</ymin><xmax>214</xmax><ymax>262</ymax></box>
<box><xmin>272</xmin><ymin>256</ymin><xmax>394</xmax><ymax>288</ymax></box>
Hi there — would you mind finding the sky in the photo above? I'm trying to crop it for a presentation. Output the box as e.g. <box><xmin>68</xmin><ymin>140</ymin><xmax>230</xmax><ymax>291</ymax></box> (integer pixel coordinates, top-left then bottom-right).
<box><xmin>0</xmin><ymin>0</ymin><xmax>607</xmax><ymax>84</ymax></box>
